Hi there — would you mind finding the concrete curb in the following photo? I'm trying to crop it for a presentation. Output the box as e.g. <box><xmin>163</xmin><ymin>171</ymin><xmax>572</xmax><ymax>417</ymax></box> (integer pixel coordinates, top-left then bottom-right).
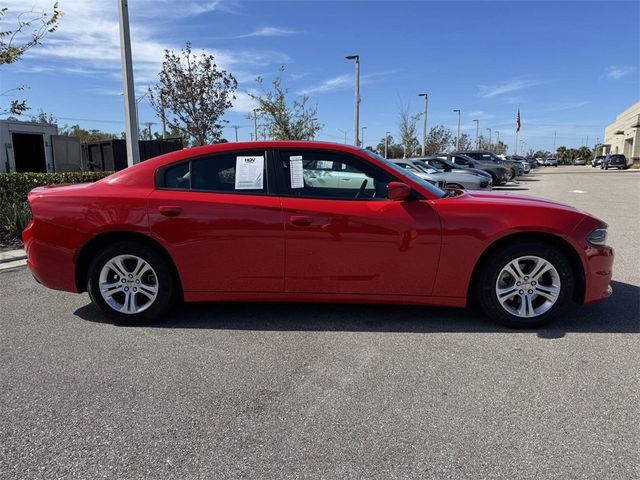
<box><xmin>0</xmin><ymin>249</ymin><xmax>27</xmax><ymax>264</ymax></box>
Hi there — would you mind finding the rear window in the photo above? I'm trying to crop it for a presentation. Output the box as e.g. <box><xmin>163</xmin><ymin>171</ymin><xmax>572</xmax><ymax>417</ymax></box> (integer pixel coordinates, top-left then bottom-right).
<box><xmin>157</xmin><ymin>151</ymin><xmax>268</xmax><ymax>194</ymax></box>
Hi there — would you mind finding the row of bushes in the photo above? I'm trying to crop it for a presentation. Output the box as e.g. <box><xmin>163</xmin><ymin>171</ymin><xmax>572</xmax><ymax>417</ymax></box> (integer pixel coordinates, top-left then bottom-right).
<box><xmin>0</xmin><ymin>172</ymin><xmax>113</xmax><ymax>244</ymax></box>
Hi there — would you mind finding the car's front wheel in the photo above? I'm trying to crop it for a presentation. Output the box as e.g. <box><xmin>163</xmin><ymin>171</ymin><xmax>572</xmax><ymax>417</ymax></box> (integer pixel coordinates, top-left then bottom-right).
<box><xmin>87</xmin><ymin>241</ymin><xmax>175</xmax><ymax>325</ymax></box>
<box><xmin>476</xmin><ymin>242</ymin><xmax>574</xmax><ymax>328</ymax></box>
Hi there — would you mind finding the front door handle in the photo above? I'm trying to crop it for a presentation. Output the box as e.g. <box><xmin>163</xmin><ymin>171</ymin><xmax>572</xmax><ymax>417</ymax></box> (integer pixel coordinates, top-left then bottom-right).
<box><xmin>290</xmin><ymin>215</ymin><xmax>313</xmax><ymax>226</ymax></box>
<box><xmin>159</xmin><ymin>206</ymin><xmax>182</xmax><ymax>217</ymax></box>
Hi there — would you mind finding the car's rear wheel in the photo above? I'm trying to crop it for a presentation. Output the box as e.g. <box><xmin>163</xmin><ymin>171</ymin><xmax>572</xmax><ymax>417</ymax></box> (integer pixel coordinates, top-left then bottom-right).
<box><xmin>476</xmin><ymin>242</ymin><xmax>574</xmax><ymax>328</ymax></box>
<box><xmin>87</xmin><ymin>241</ymin><xmax>175</xmax><ymax>325</ymax></box>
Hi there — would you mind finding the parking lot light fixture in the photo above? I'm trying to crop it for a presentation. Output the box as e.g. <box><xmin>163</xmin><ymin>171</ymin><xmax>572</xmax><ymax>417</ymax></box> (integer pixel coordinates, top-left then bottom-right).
<box><xmin>486</xmin><ymin>128</ymin><xmax>492</xmax><ymax>151</ymax></box>
<box><xmin>453</xmin><ymin>109</ymin><xmax>461</xmax><ymax>150</ymax></box>
<box><xmin>361</xmin><ymin>126</ymin><xmax>367</xmax><ymax>149</ymax></box>
<box><xmin>419</xmin><ymin>93</ymin><xmax>428</xmax><ymax>156</ymax></box>
<box><xmin>495</xmin><ymin>130</ymin><xmax>500</xmax><ymax>146</ymax></box>
<box><xmin>345</xmin><ymin>55</ymin><xmax>360</xmax><ymax>146</ymax></box>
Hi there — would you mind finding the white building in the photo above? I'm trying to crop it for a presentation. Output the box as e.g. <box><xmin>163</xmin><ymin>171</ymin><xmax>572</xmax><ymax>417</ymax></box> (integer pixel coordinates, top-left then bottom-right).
<box><xmin>0</xmin><ymin>119</ymin><xmax>59</xmax><ymax>173</ymax></box>
<box><xmin>598</xmin><ymin>101</ymin><xmax>640</xmax><ymax>164</ymax></box>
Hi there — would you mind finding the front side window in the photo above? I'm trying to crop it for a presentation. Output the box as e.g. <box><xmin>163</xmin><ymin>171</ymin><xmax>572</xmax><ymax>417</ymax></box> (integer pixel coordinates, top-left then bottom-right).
<box><xmin>280</xmin><ymin>150</ymin><xmax>395</xmax><ymax>200</ymax></box>
<box><xmin>158</xmin><ymin>151</ymin><xmax>268</xmax><ymax>195</ymax></box>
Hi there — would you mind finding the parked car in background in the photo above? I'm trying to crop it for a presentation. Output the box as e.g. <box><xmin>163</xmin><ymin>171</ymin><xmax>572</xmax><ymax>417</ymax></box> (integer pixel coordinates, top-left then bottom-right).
<box><xmin>509</xmin><ymin>156</ymin><xmax>531</xmax><ymax>173</ymax></box>
<box><xmin>455</xmin><ymin>150</ymin><xmax>524</xmax><ymax>177</ymax></box>
<box><xmin>23</xmin><ymin>140</ymin><xmax>614</xmax><ymax>329</ymax></box>
<box><xmin>544</xmin><ymin>158</ymin><xmax>558</xmax><ymax>167</ymax></box>
<box><xmin>601</xmin><ymin>154</ymin><xmax>630</xmax><ymax>170</ymax></box>
<box><xmin>390</xmin><ymin>159</ymin><xmax>492</xmax><ymax>190</ymax></box>
<box><xmin>525</xmin><ymin>157</ymin><xmax>539</xmax><ymax>169</ymax></box>
<box><xmin>447</xmin><ymin>153</ymin><xmax>510</xmax><ymax>185</ymax></box>
<box><xmin>574</xmin><ymin>157</ymin><xmax>587</xmax><ymax>165</ymax></box>
<box><xmin>592</xmin><ymin>156</ymin><xmax>605</xmax><ymax>168</ymax></box>
<box><xmin>536</xmin><ymin>157</ymin><xmax>545</xmax><ymax>166</ymax></box>
<box><xmin>419</xmin><ymin>156</ymin><xmax>493</xmax><ymax>181</ymax></box>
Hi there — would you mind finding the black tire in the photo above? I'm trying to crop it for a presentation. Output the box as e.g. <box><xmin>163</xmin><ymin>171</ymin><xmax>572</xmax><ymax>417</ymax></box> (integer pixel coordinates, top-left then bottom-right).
<box><xmin>476</xmin><ymin>242</ymin><xmax>574</xmax><ymax>329</ymax></box>
<box><xmin>87</xmin><ymin>241</ymin><xmax>176</xmax><ymax>325</ymax></box>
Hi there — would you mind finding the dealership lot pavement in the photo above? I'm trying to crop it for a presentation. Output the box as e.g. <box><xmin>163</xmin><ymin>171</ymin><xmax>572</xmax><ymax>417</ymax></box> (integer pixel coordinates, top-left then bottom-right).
<box><xmin>1</xmin><ymin>166</ymin><xmax>638</xmax><ymax>479</ymax></box>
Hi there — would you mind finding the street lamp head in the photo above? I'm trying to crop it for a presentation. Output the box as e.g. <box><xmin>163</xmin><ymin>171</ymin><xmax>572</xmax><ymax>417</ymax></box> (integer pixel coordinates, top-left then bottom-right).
<box><xmin>453</xmin><ymin>109</ymin><xmax>460</xmax><ymax>113</ymax></box>
<box><xmin>418</xmin><ymin>93</ymin><xmax>427</xmax><ymax>97</ymax></box>
<box><xmin>345</xmin><ymin>55</ymin><xmax>359</xmax><ymax>60</ymax></box>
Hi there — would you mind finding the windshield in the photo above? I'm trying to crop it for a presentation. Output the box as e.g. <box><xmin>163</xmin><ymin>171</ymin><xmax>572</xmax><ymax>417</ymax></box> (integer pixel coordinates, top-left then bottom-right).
<box><xmin>413</xmin><ymin>160</ymin><xmax>443</xmax><ymax>174</ymax></box>
<box><xmin>362</xmin><ymin>150</ymin><xmax>447</xmax><ymax>198</ymax></box>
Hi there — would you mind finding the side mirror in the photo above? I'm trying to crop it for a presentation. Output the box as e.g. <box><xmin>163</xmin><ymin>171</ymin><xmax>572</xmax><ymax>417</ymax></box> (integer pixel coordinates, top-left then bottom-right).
<box><xmin>387</xmin><ymin>181</ymin><xmax>411</xmax><ymax>201</ymax></box>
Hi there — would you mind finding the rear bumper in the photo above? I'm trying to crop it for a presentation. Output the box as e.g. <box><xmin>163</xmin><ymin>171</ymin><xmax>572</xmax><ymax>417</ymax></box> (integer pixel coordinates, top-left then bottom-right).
<box><xmin>22</xmin><ymin>220</ymin><xmax>80</xmax><ymax>293</ymax></box>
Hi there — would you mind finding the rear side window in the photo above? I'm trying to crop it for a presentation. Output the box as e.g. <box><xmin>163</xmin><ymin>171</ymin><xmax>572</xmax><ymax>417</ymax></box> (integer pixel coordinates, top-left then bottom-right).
<box><xmin>157</xmin><ymin>151</ymin><xmax>268</xmax><ymax>194</ymax></box>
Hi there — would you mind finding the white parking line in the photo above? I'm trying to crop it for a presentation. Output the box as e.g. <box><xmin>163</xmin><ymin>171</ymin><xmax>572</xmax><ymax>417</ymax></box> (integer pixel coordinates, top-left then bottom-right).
<box><xmin>0</xmin><ymin>259</ymin><xmax>27</xmax><ymax>271</ymax></box>
<box><xmin>571</xmin><ymin>190</ymin><xmax>586</xmax><ymax>193</ymax></box>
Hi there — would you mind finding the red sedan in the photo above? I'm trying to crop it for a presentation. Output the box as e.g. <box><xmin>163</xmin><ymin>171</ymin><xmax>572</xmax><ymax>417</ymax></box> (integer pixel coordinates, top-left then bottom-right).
<box><xmin>23</xmin><ymin>142</ymin><xmax>613</xmax><ymax>328</ymax></box>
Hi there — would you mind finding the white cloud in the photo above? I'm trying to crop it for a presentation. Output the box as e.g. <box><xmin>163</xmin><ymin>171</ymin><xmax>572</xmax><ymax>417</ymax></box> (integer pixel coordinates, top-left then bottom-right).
<box><xmin>230</xmin><ymin>90</ymin><xmax>259</xmax><ymax>114</ymax></box>
<box><xmin>232</xmin><ymin>26</ymin><xmax>301</xmax><ymax>39</ymax></box>
<box><xmin>299</xmin><ymin>74</ymin><xmax>352</xmax><ymax>95</ymax></box>
<box><xmin>2</xmin><ymin>1</ymin><xmax>287</xmax><ymax>87</ymax></box>
<box><xmin>298</xmin><ymin>70</ymin><xmax>399</xmax><ymax>95</ymax></box>
<box><xmin>477</xmin><ymin>79</ymin><xmax>541</xmax><ymax>98</ymax></box>
<box><xmin>604</xmin><ymin>65</ymin><xmax>637</xmax><ymax>80</ymax></box>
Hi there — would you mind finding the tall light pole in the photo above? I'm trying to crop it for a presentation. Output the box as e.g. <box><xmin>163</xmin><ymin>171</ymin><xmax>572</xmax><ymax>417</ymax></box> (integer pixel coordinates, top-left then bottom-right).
<box><xmin>495</xmin><ymin>130</ymin><xmax>500</xmax><ymax>147</ymax></box>
<box><xmin>473</xmin><ymin>119</ymin><xmax>479</xmax><ymax>149</ymax></box>
<box><xmin>118</xmin><ymin>0</ymin><xmax>140</xmax><ymax>166</ymax></box>
<box><xmin>346</xmin><ymin>55</ymin><xmax>360</xmax><ymax>146</ymax></box>
<box><xmin>553</xmin><ymin>131</ymin><xmax>557</xmax><ymax>156</ymax></box>
<box><xmin>231</xmin><ymin>125</ymin><xmax>240</xmax><ymax>142</ymax></box>
<box><xmin>418</xmin><ymin>92</ymin><xmax>428</xmax><ymax>156</ymax></box>
<box><xmin>453</xmin><ymin>109</ymin><xmax>461</xmax><ymax>150</ymax></box>
<box><xmin>385</xmin><ymin>130</ymin><xmax>390</xmax><ymax>158</ymax></box>
<box><xmin>486</xmin><ymin>127</ymin><xmax>492</xmax><ymax>151</ymax></box>
<box><xmin>252</xmin><ymin>109</ymin><xmax>258</xmax><ymax>141</ymax></box>
<box><xmin>338</xmin><ymin>128</ymin><xmax>350</xmax><ymax>144</ymax></box>
<box><xmin>361</xmin><ymin>126</ymin><xmax>367</xmax><ymax>148</ymax></box>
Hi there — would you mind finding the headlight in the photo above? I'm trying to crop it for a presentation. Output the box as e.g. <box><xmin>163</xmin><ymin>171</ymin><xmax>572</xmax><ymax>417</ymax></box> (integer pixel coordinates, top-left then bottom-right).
<box><xmin>587</xmin><ymin>228</ymin><xmax>608</xmax><ymax>245</ymax></box>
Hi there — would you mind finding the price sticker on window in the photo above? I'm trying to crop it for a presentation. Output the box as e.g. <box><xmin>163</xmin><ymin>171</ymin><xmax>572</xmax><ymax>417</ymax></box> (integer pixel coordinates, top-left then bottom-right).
<box><xmin>290</xmin><ymin>156</ymin><xmax>304</xmax><ymax>188</ymax></box>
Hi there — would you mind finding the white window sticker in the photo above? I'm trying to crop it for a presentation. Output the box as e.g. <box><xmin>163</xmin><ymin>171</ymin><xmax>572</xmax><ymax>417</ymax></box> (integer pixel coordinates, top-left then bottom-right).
<box><xmin>235</xmin><ymin>156</ymin><xmax>264</xmax><ymax>189</ymax></box>
<box><xmin>290</xmin><ymin>158</ymin><xmax>304</xmax><ymax>189</ymax></box>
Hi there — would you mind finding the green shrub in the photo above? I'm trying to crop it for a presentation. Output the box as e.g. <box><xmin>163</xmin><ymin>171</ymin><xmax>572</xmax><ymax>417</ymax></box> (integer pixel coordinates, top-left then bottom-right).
<box><xmin>0</xmin><ymin>172</ymin><xmax>112</xmax><ymax>243</ymax></box>
<box><xmin>0</xmin><ymin>172</ymin><xmax>112</xmax><ymax>207</ymax></box>
<box><xmin>0</xmin><ymin>202</ymin><xmax>31</xmax><ymax>238</ymax></box>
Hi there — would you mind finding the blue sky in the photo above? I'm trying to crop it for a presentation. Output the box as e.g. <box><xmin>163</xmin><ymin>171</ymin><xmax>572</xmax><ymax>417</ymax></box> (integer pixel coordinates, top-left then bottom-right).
<box><xmin>3</xmin><ymin>0</ymin><xmax>639</xmax><ymax>152</ymax></box>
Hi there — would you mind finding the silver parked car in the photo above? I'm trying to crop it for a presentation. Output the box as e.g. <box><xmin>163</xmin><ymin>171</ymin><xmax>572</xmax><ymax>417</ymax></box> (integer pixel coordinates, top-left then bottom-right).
<box><xmin>391</xmin><ymin>159</ymin><xmax>492</xmax><ymax>190</ymax></box>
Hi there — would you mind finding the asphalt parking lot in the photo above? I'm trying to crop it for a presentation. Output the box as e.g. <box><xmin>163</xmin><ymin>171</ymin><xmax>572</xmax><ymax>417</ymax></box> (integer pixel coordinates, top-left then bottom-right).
<box><xmin>1</xmin><ymin>166</ymin><xmax>638</xmax><ymax>479</ymax></box>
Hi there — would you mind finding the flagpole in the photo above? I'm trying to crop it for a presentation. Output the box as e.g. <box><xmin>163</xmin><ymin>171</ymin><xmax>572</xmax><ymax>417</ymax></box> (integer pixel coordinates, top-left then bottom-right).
<box><xmin>515</xmin><ymin>106</ymin><xmax>520</xmax><ymax>155</ymax></box>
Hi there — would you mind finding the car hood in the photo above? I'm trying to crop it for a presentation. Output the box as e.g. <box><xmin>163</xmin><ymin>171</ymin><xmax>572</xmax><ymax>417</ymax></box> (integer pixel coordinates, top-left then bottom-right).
<box><xmin>455</xmin><ymin>190</ymin><xmax>581</xmax><ymax>213</ymax></box>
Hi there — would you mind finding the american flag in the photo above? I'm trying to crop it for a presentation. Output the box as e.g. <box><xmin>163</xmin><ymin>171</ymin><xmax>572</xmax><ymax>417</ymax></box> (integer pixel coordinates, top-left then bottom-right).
<box><xmin>516</xmin><ymin>109</ymin><xmax>521</xmax><ymax>133</ymax></box>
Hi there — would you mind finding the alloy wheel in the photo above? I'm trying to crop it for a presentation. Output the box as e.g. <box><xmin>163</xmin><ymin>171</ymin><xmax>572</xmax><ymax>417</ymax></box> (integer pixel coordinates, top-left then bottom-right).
<box><xmin>98</xmin><ymin>254</ymin><xmax>158</xmax><ymax>314</ymax></box>
<box><xmin>495</xmin><ymin>255</ymin><xmax>561</xmax><ymax>318</ymax></box>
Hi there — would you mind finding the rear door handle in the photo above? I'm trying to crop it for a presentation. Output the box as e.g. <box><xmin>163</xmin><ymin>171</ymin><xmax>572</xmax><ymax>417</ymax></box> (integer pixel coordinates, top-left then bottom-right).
<box><xmin>290</xmin><ymin>215</ymin><xmax>313</xmax><ymax>226</ymax></box>
<box><xmin>159</xmin><ymin>206</ymin><xmax>182</xmax><ymax>217</ymax></box>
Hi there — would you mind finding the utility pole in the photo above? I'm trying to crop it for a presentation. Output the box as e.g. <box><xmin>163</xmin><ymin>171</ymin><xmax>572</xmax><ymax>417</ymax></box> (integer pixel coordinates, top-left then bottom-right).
<box><xmin>338</xmin><ymin>128</ymin><xmax>350</xmax><ymax>144</ymax></box>
<box><xmin>453</xmin><ymin>109</ymin><xmax>461</xmax><ymax>150</ymax></box>
<box><xmin>486</xmin><ymin>128</ymin><xmax>492</xmax><ymax>151</ymax></box>
<box><xmin>473</xmin><ymin>119</ymin><xmax>479</xmax><ymax>149</ymax></box>
<box><xmin>553</xmin><ymin>131</ymin><xmax>557</xmax><ymax>156</ymax></box>
<box><xmin>346</xmin><ymin>55</ymin><xmax>360</xmax><ymax>146</ymax></box>
<box><xmin>361</xmin><ymin>126</ymin><xmax>367</xmax><ymax>148</ymax></box>
<box><xmin>118</xmin><ymin>0</ymin><xmax>140</xmax><ymax>166</ymax></box>
<box><xmin>252</xmin><ymin>109</ymin><xmax>258</xmax><ymax>141</ymax></box>
<box><xmin>385</xmin><ymin>130</ymin><xmax>390</xmax><ymax>158</ymax></box>
<box><xmin>143</xmin><ymin>122</ymin><xmax>154</xmax><ymax>140</ymax></box>
<box><xmin>231</xmin><ymin>125</ymin><xmax>240</xmax><ymax>142</ymax></box>
<box><xmin>418</xmin><ymin>92</ymin><xmax>428</xmax><ymax>156</ymax></box>
<box><xmin>585</xmin><ymin>135</ymin><xmax>589</xmax><ymax>148</ymax></box>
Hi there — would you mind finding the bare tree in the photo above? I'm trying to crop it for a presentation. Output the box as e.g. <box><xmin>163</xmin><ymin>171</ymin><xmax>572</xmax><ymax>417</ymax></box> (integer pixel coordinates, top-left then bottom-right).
<box><xmin>456</xmin><ymin>133</ymin><xmax>474</xmax><ymax>151</ymax></box>
<box><xmin>251</xmin><ymin>67</ymin><xmax>322</xmax><ymax>140</ymax></box>
<box><xmin>425</xmin><ymin>125</ymin><xmax>454</xmax><ymax>155</ymax></box>
<box><xmin>1</xmin><ymin>3</ymin><xmax>62</xmax><ymax>116</ymax></box>
<box><xmin>149</xmin><ymin>42</ymin><xmax>237</xmax><ymax>146</ymax></box>
<box><xmin>398</xmin><ymin>106</ymin><xmax>420</xmax><ymax>157</ymax></box>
